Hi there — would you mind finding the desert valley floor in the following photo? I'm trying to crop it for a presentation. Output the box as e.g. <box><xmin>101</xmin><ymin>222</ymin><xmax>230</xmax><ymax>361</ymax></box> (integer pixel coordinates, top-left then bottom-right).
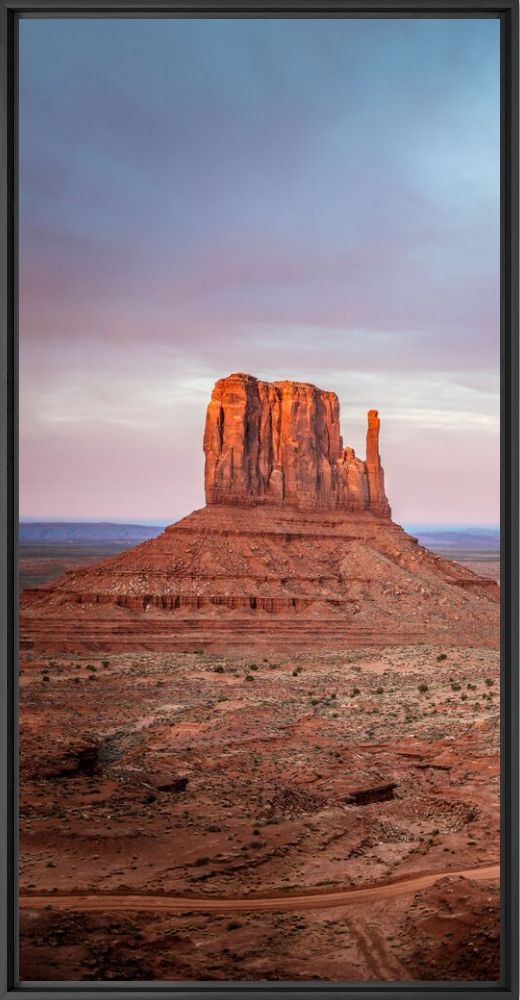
<box><xmin>20</xmin><ymin>633</ymin><xmax>499</xmax><ymax>981</ymax></box>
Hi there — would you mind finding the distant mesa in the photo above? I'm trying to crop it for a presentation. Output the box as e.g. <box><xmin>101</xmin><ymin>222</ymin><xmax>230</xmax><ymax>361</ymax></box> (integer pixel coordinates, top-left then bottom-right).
<box><xmin>19</xmin><ymin>523</ymin><xmax>162</xmax><ymax>544</ymax></box>
<box><xmin>20</xmin><ymin>372</ymin><xmax>499</xmax><ymax>654</ymax></box>
<box><xmin>204</xmin><ymin>373</ymin><xmax>390</xmax><ymax>517</ymax></box>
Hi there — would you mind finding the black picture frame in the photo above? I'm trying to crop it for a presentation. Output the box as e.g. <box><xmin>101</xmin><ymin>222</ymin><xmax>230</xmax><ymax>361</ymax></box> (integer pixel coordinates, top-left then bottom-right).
<box><xmin>1</xmin><ymin>2</ymin><xmax>518</xmax><ymax>997</ymax></box>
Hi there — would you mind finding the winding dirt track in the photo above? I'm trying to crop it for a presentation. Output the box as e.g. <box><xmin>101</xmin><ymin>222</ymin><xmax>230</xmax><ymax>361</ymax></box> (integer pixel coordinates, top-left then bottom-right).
<box><xmin>20</xmin><ymin>863</ymin><xmax>499</xmax><ymax>914</ymax></box>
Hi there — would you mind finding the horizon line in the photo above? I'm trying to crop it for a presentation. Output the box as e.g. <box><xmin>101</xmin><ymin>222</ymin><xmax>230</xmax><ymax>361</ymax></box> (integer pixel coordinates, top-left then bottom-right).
<box><xmin>19</xmin><ymin>516</ymin><xmax>501</xmax><ymax>530</ymax></box>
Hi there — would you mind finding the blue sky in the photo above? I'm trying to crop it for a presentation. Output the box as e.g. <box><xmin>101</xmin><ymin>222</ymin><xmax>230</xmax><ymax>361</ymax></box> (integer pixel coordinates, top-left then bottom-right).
<box><xmin>19</xmin><ymin>17</ymin><xmax>500</xmax><ymax>523</ymax></box>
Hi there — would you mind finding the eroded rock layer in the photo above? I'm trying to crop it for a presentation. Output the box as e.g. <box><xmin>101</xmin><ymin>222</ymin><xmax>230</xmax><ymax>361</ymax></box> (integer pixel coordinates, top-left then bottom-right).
<box><xmin>204</xmin><ymin>373</ymin><xmax>390</xmax><ymax>517</ymax></box>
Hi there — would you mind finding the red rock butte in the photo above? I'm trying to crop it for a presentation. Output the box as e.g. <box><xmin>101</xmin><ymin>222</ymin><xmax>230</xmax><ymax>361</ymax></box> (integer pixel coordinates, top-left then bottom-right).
<box><xmin>20</xmin><ymin>372</ymin><xmax>499</xmax><ymax>654</ymax></box>
<box><xmin>204</xmin><ymin>373</ymin><xmax>390</xmax><ymax>517</ymax></box>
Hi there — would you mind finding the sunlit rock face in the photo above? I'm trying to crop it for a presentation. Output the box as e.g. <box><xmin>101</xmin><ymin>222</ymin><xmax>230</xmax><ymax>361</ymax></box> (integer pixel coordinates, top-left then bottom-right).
<box><xmin>204</xmin><ymin>373</ymin><xmax>391</xmax><ymax>517</ymax></box>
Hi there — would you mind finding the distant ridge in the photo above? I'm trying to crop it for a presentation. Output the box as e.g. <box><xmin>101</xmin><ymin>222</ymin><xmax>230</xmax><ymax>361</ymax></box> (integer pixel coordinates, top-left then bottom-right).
<box><xmin>19</xmin><ymin>522</ymin><xmax>162</xmax><ymax>544</ymax></box>
<box><xmin>405</xmin><ymin>527</ymin><xmax>500</xmax><ymax>554</ymax></box>
<box><xmin>19</xmin><ymin>522</ymin><xmax>500</xmax><ymax>557</ymax></box>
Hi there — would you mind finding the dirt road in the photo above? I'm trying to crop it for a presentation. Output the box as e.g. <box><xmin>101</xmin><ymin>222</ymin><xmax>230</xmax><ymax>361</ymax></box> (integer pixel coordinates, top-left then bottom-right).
<box><xmin>20</xmin><ymin>863</ymin><xmax>499</xmax><ymax>914</ymax></box>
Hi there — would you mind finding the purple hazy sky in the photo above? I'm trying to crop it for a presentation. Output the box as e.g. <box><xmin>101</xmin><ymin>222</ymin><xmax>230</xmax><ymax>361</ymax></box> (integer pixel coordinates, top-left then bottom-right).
<box><xmin>19</xmin><ymin>17</ymin><xmax>500</xmax><ymax>525</ymax></box>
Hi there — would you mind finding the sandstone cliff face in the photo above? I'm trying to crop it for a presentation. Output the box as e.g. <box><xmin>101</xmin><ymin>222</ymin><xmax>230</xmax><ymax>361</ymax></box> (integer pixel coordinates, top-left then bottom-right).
<box><xmin>204</xmin><ymin>373</ymin><xmax>391</xmax><ymax>517</ymax></box>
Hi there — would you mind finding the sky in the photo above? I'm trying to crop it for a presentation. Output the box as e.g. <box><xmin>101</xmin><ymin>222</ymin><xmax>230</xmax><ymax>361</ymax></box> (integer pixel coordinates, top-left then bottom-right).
<box><xmin>19</xmin><ymin>17</ymin><xmax>501</xmax><ymax>525</ymax></box>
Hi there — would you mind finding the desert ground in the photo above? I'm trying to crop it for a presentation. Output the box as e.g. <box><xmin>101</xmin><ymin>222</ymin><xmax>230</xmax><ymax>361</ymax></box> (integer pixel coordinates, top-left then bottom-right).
<box><xmin>20</xmin><ymin>633</ymin><xmax>499</xmax><ymax>981</ymax></box>
<box><xmin>19</xmin><ymin>544</ymin><xmax>136</xmax><ymax>591</ymax></box>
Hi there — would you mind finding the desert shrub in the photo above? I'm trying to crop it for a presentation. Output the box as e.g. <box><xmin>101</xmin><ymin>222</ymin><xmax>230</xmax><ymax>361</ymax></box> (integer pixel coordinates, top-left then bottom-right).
<box><xmin>437</xmin><ymin>653</ymin><xmax>447</xmax><ymax>662</ymax></box>
<box><xmin>418</xmin><ymin>682</ymin><xmax>429</xmax><ymax>694</ymax></box>
<box><xmin>485</xmin><ymin>678</ymin><xmax>495</xmax><ymax>687</ymax></box>
<box><xmin>245</xmin><ymin>674</ymin><xmax>255</xmax><ymax>682</ymax></box>
<box><xmin>213</xmin><ymin>665</ymin><xmax>224</xmax><ymax>673</ymax></box>
<box><xmin>351</xmin><ymin>687</ymin><xmax>361</xmax><ymax>696</ymax></box>
<box><xmin>466</xmin><ymin>807</ymin><xmax>476</xmax><ymax>823</ymax></box>
<box><xmin>375</xmin><ymin>687</ymin><xmax>384</xmax><ymax>695</ymax></box>
<box><xmin>451</xmin><ymin>682</ymin><xmax>461</xmax><ymax>691</ymax></box>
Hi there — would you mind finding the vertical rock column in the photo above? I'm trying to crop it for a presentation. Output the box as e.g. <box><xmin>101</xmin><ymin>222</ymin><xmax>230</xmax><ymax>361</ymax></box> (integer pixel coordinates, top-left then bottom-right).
<box><xmin>365</xmin><ymin>410</ymin><xmax>391</xmax><ymax>517</ymax></box>
<box><xmin>274</xmin><ymin>381</ymin><xmax>342</xmax><ymax>508</ymax></box>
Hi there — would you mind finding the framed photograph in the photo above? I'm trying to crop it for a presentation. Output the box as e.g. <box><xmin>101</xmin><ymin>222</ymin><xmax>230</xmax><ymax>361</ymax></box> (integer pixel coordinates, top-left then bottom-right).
<box><xmin>1</xmin><ymin>1</ymin><xmax>518</xmax><ymax>997</ymax></box>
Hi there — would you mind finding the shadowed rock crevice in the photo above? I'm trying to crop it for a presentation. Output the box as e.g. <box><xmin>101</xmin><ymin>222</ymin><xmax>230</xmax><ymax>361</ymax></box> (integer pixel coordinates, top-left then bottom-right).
<box><xmin>46</xmin><ymin>743</ymin><xmax>101</xmax><ymax>780</ymax></box>
<box><xmin>346</xmin><ymin>783</ymin><xmax>397</xmax><ymax>806</ymax></box>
